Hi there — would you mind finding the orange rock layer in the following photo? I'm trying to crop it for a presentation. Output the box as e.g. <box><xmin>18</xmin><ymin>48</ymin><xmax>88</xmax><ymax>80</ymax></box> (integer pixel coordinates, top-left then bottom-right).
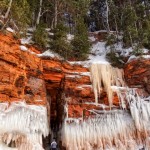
<box><xmin>124</xmin><ymin>58</ymin><xmax>150</xmax><ymax>94</ymax></box>
<box><xmin>1</xmin><ymin>32</ymin><xmax>149</xmax><ymax>120</ymax></box>
<box><xmin>0</xmin><ymin>33</ymin><xmax>46</xmax><ymax>105</ymax></box>
<box><xmin>42</xmin><ymin>58</ymin><xmax>120</xmax><ymax>118</ymax></box>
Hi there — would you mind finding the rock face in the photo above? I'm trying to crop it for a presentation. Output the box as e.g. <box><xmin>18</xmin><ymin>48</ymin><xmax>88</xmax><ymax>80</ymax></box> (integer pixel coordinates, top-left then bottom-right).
<box><xmin>1</xmin><ymin>32</ymin><xmax>150</xmax><ymax>120</ymax></box>
<box><xmin>124</xmin><ymin>58</ymin><xmax>150</xmax><ymax>94</ymax></box>
<box><xmin>42</xmin><ymin>58</ymin><xmax>121</xmax><ymax>119</ymax></box>
<box><xmin>0</xmin><ymin>33</ymin><xmax>47</xmax><ymax>105</ymax></box>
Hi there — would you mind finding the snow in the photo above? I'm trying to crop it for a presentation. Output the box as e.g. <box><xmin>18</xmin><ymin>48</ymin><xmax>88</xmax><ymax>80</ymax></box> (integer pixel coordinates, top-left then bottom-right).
<box><xmin>88</xmin><ymin>36</ymin><xmax>95</xmax><ymax>42</ymax></box>
<box><xmin>66</xmin><ymin>72</ymin><xmax>90</xmax><ymax>76</ymax></box>
<box><xmin>48</xmin><ymin>32</ymin><xmax>54</xmax><ymax>36</ymax></box>
<box><xmin>37</xmin><ymin>50</ymin><xmax>62</xmax><ymax>59</ymax></box>
<box><xmin>77</xmin><ymin>85</ymin><xmax>92</xmax><ymax>89</ymax></box>
<box><xmin>20</xmin><ymin>37</ymin><xmax>32</xmax><ymax>45</ymax></box>
<box><xmin>80</xmin><ymin>72</ymin><xmax>91</xmax><ymax>76</ymax></box>
<box><xmin>67</xmin><ymin>34</ymin><xmax>74</xmax><ymax>41</ymax></box>
<box><xmin>142</xmin><ymin>55</ymin><xmax>150</xmax><ymax>59</ymax></box>
<box><xmin>20</xmin><ymin>45</ymin><xmax>28</xmax><ymax>51</ymax></box>
<box><xmin>27</xmin><ymin>27</ymin><xmax>35</xmax><ymax>32</ymax></box>
<box><xmin>127</xmin><ymin>54</ymin><xmax>150</xmax><ymax>62</ymax></box>
<box><xmin>66</xmin><ymin>75</ymin><xmax>81</xmax><ymax>78</ymax></box>
<box><xmin>69</xmin><ymin>41</ymin><xmax>108</xmax><ymax>67</ymax></box>
<box><xmin>45</xmin><ymin>28</ymin><xmax>51</xmax><ymax>32</ymax></box>
<box><xmin>6</xmin><ymin>27</ymin><xmax>14</xmax><ymax>33</ymax></box>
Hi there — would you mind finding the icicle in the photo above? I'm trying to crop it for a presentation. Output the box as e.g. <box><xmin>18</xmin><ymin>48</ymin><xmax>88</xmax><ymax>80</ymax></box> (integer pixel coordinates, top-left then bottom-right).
<box><xmin>90</xmin><ymin>63</ymin><xmax>125</xmax><ymax>106</ymax></box>
<box><xmin>61</xmin><ymin>111</ymin><xmax>137</xmax><ymax>150</ymax></box>
<box><xmin>0</xmin><ymin>101</ymin><xmax>49</xmax><ymax>150</ymax></box>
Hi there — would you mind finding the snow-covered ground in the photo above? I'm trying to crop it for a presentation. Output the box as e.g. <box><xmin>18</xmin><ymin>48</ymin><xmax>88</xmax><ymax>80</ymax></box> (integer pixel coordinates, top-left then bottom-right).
<box><xmin>69</xmin><ymin>32</ymin><xmax>150</xmax><ymax>67</ymax></box>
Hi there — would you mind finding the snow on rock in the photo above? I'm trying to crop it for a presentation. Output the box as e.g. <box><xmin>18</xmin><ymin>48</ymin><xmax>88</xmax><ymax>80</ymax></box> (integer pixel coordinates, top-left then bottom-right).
<box><xmin>37</xmin><ymin>50</ymin><xmax>62</xmax><ymax>59</ymax></box>
<box><xmin>88</xmin><ymin>36</ymin><xmax>95</xmax><ymax>42</ymax></box>
<box><xmin>20</xmin><ymin>37</ymin><xmax>32</xmax><ymax>45</ymax></box>
<box><xmin>88</xmin><ymin>42</ymin><xmax>108</xmax><ymax>63</ymax></box>
<box><xmin>0</xmin><ymin>101</ymin><xmax>49</xmax><ymax>150</ymax></box>
<box><xmin>127</xmin><ymin>54</ymin><xmax>150</xmax><ymax>63</ymax></box>
<box><xmin>27</xmin><ymin>27</ymin><xmax>35</xmax><ymax>33</ymax></box>
<box><xmin>142</xmin><ymin>55</ymin><xmax>150</xmax><ymax>59</ymax></box>
<box><xmin>20</xmin><ymin>45</ymin><xmax>28</xmax><ymax>51</ymax></box>
<box><xmin>6</xmin><ymin>28</ymin><xmax>15</xmax><ymax>33</ymax></box>
<box><xmin>45</xmin><ymin>28</ymin><xmax>51</xmax><ymax>32</ymax></box>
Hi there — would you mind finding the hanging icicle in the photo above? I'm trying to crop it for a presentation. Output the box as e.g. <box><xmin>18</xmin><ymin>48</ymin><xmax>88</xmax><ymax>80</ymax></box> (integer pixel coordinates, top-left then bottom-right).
<box><xmin>61</xmin><ymin>111</ymin><xmax>139</xmax><ymax>150</ymax></box>
<box><xmin>0</xmin><ymin>101</ymin><xmax>49</xmax><ymax>150</ymax></box>
<box><xmin>90</xmin><ymin>63</ymin><xmax>125</xmax><ymax>106</ymax></box>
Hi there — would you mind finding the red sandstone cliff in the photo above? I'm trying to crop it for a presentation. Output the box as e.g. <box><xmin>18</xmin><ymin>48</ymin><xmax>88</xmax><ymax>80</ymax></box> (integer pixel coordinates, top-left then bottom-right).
<box><xmin>0</xmin><ymin>32</ymin><xmax>150</xmax><ymax>122</ymax></box>
<box><xmin>0</xmin><ymin>33</ymin><xmax>47</xmax><ymax>105</ymax></box>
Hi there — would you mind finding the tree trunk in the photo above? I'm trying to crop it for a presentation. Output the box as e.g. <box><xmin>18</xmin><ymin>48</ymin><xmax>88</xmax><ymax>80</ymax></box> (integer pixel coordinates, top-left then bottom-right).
<box><xmin>4</xmin><ymin>0</ymin><xmax>13</xmax><ymax>19</ymax></box>
<box><xmin>36</xmin><ymin>0</ymin><xmax>43</xmax><ymax>26</ymax></box>
<box><xmin>129</xmin><ymin>31</ymin><xmax>133</xmax><ymax>48</ymax></box>
<box><xmin>105</xmin><ymin>0</ymin><xmax>110</xmax><ymax>32</ymax></box>
<box><xmin>51</xmin><ymin>18</ymin><xmax>54</xmax><ymax>30</ymax></box>
<box><xmin>54</xmin><ymin>0</ymin><xmax>58</xmax><ymax>28</ymax></box>
<box><xmin>114</xmin><ymin>17</ymin><xmax>119</xmax><ymax>42</ymax></box>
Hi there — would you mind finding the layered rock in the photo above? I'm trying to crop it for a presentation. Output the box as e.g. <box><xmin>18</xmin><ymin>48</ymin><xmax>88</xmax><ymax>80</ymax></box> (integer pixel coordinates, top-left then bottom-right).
<box><xmin>124</xmin><ymin>58</ymin><xmax>150</xmax><ymax>95</ymax></box>
<box><xmin>42</xmin><ymin>58</ymin><xmax>121</xmax><ymax>119</ymax></box>
<box><xmin>0</xmin><ymin>33</ymin><xmax>47</xmax><ymax>105</ymax></box>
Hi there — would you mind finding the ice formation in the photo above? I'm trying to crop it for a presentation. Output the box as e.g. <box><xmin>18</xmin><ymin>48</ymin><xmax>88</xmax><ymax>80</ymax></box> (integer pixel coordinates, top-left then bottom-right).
<box><xmin>90</xmin><ymin>63</ymin><xmax>125</xmax><ymax>105</ymax></box>
<box><xmin>62</xmin><ymin>111</ymin><xmax>139</xmax><ymax>150</ymax></box>
<box><xmin>0</xmin><ymin>101</ymin><xmax>49</xmax><ymax>150</ymax></box>
<box><xmin>62</xmin><ymin>61</ymin><xmax>150</xmax><ymax>150</ymax></box>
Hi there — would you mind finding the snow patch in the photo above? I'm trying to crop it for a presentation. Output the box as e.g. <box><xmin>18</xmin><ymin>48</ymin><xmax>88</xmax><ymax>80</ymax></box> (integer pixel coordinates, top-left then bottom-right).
<box><xmin>127</xmin><ymin>54</ymin><xmax>150</xmax><ymax>63</ymax></box>
<box><xmin>67</xmin><ymin>34</ymin><xmax>74</xmax><ymax>41</ymax></box>
<box><xmin>20</xmin><ymin>45</ymin><xmax>28</xmax><ymax>51</ymax></box>
<box><xmin>20</xmin><ymin>37</ymin><xmax>32</xmax><ymax>45</ymax></box>
<box><xmin>37</xmin><ymin>50</ymin><xmax>62</xmax><ymax>59</ymax></box>
<box><xmin>6</xmin><ymin>27</ymin><xmax>14</xmax><ymax>33</ymax></box>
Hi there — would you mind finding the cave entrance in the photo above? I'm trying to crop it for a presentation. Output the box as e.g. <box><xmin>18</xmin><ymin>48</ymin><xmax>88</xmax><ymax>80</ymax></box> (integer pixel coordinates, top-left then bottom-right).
<box><xmin>43</xmin><ymin>79</ymin><xmax>65</xmax><ymax>150</ymax></box>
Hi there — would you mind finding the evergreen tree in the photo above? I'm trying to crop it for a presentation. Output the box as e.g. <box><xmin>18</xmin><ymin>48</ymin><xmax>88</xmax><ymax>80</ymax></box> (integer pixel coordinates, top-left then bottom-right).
<box><xmin>33</xmin><ymin>23</ymin><xmax>48</xmax><ymax>49</ymax></box>
<box><xmin>50</xmin><ymin>23</ymin><xmax>72</xmax><ymax>59</ymax></box>
<box><xmin>71</xmin><ymin>17</ymin><xmax>90</xmax><ymax>60</ymax></box>
<box><xmin>0</xmin><ymin>0</ymin><xmax>31</xmax><ymax>32</ymax></box>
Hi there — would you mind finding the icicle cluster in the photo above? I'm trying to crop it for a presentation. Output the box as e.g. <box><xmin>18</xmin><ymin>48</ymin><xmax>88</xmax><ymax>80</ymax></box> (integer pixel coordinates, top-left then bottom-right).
<box><xmin>125</xmin><ymin>89</ymin><xmax>150</xmax><ymax>132</ymax></box>
<box><xmin>0</xmin><ymin>101</ymin><xmax>49</xmax><ymax>150</ymax></box>
<box><xmin>61</xmin><ymin>111</ymin><xmax>140</xmax><ymax>150</ymax></box>
<box><xmin>90</xmin><ymin>63</ymin><xmax>125</xmax><ymax>105</ymax></box>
